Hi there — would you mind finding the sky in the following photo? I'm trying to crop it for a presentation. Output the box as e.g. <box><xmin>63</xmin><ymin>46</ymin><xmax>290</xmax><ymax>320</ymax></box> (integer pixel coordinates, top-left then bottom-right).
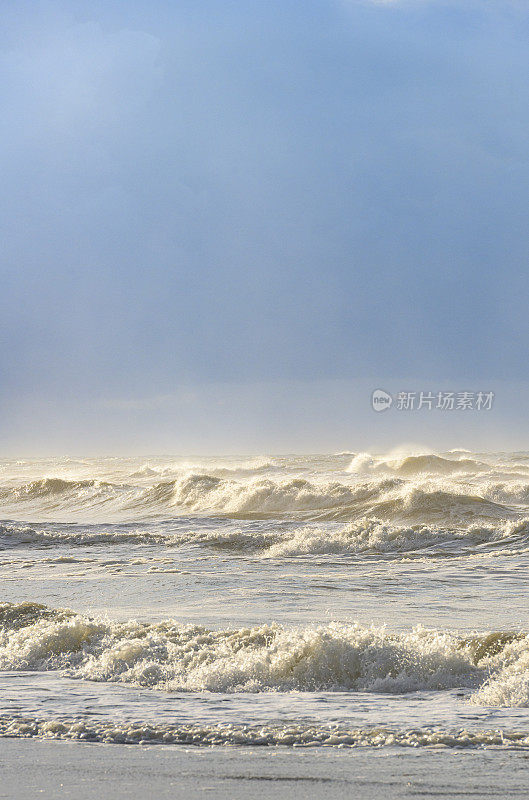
<box><xmin>1</xmin><ymin>0</ymin><xmax>529</xmax><ymax>454</ymax></box>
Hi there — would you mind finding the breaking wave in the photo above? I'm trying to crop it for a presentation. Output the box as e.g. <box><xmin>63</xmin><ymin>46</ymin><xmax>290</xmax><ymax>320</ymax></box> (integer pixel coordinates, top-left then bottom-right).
<box><xmin>3</xmin><ymin>516</ymin><xmax>529</xmax><ymax>558</ymax></box>
<box><xmin>1</xmin><ymin>451</ymin><xmax>528</xmax><ymax>527</ymax></box>
<box><xmin>3</xmin><ymin>515</ymin><xmax>529</xmax><ymax>558</ymax></box>
<box><xmin>0</xmin><ymin>472</ymin><xmax>517</xmax><ymax>525</ymax></box>
<box><xmin>347</xmin><ymin>453</ymin><xmax>487</xmax><ymax>476</ymax></box>
<box><xmin>1</xmin><ymin>603</ymin><xmax>528</xmax><ymax>705</ymax></box>
<box><xmin>262</xmin><ymin>518</ymin><xmax>529</xmax><ymax>558</ymax></box>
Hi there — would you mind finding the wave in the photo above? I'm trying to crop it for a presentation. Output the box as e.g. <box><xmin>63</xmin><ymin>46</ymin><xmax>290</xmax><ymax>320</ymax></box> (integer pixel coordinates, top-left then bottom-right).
<box><xmin>2</xmin><ymin>715</ymin><xmax>529</xmax><ymax>748</ymax></box>
<box><xmin>371</xmin><ymin>487</ymin><xmax>510</xmax><ymax>523</ymax></box>
<box><xmin>0</xmin><ymin>473</ymin><xmax>402</xmax><ymax>520</ymax></box>
<box><xmin>472</xmin><ymin>648</ymin><xmax>529</xmax><ymax>707</ymax></box>
<box><xmin>482</xmin><ymin>481</ymin><xmax>529</xmax><ymax>505</ymax></box>
<box><xmin>133</xmin><ymin>475</ymin><xmax>515</xmax><ymax>523</ymax></box>
<box><xmin>347</xmin><ymin>453</ymin><xmax>487</xmax><ymax>477</ymax></box>
<box><xmin>3</xmin><ymin>515</ymin><xmax>529</xmax><ymax>557</ymax></box>
<box><xmin>158</xmin><ymin>474</ymin><xmax>406</xmax><ymax>519</ymax></box>
<box><xmin>0</xmin><ymin>520</ymin><xmax>286</xmax><ymax>551</ymax></box>
<box><xmin>130</xmin><ymin>457</ymin><xmax>275</xmax><ymax>479</ymax></box>
<box><xmin>262</xmin><ymin>519</ymin><xmax>529</xmax><ymax>558</ymax></box>
<box><xmin>0</xmin><ymin>462</ymin><xmax>524</xmax><ymax>527</ymax></box>
<box><xmin>0</xmin><ymin>522</ymin><xmax>176</xmax><ymax>548</ymax></box>
<box><xmin>0</xmin><ymin>478</ymin><xmax>116</xmax><ymax>501</ymax></box>
<box><xmin>1</xmin><ymin>603</ymin><xmax>528</xmax><ymax>704</ymax></box>
<box><xmin>394</xmin><ymin>454</ymin><xmax>487</xmax><ymax>476</ymax></box>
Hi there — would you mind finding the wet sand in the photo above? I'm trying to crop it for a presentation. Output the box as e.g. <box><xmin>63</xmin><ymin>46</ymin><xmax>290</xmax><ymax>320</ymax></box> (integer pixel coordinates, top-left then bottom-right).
<box><xmin>1</xmin><ymin>739</ymin><xmax>528</xmax><ymax>800</ymax></box>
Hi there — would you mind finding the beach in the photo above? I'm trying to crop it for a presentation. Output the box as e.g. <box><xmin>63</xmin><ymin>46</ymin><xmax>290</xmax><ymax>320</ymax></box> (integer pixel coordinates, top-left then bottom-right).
<box><xmin>2</xmin><ymin>738</ymin><xmax>529</xmax><ymax>800</ymax></box>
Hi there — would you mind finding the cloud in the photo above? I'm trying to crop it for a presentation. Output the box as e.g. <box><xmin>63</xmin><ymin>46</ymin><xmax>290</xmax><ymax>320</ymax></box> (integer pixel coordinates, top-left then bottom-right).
<box><xmin>2</xmin><ymin>1</ymin><xmax>529</xmax><ymax>451</ymax></box>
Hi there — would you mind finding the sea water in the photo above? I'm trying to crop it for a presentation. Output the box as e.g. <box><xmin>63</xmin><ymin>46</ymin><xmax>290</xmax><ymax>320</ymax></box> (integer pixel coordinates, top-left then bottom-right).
<box><xmin>1</xmin><ymin>451</ymin><xmax>529</xmax><ymax>751</ymax></box>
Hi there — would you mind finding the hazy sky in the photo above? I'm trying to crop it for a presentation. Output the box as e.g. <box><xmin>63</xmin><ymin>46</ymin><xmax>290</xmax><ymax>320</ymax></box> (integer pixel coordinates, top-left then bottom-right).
<box><xmin>2</xmin><ymin>0</ymin><xmax>529</xmax><ymax>453</ymax></box>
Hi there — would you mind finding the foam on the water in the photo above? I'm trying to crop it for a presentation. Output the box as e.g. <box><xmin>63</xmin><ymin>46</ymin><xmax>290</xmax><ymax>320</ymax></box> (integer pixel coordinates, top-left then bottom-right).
<box><xmin>1</xmin><ymin>603</ymin><xmax>528</xmax><ymax>704</ymax></box>
<box><xmin>2</xmin><ymin>714</ymin><xmax>529</xmax><ymax>748</ymax></box>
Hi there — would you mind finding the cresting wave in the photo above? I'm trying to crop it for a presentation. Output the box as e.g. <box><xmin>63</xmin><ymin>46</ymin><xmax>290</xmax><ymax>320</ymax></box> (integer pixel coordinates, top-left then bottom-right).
<box><xmin>2</xmin><ymin>715</ymin><xmax>529</xmax><ymax>749</ymax></box>
<box><xmin>0</xmin><ymin>472</ymin><xmax>522</xmax><ymax>524</ymax></box>
<box><xmin>3</xmin><ymin>518</ymin><xmax>529</xmax><ymax>558</ymax></box>
<box><xmin>1</xmin><ymin>603</ymin><xmax>528</xmax><ymax>705</ymax></box>
<box><xmin>262</xmin><ymin>518</ymin><xmax>529</xmax><ymax>558</ymax></box>
<box><xmin>347</xmin><ymin>453</ymin><xmax>489</xmax><ymax>476</ymax></box>
<box><xmin>0</xmin><ymin>474</ymin><xmax>405</xmax><ymax>519</ymax></box>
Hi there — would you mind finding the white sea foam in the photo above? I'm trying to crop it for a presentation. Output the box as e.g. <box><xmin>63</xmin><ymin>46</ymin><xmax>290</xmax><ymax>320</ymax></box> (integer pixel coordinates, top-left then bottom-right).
<box><xmin>1</xmin><ymin>603</ymin><xmax>527</xmax><ymax>703</ymax></box>
<box><xmin>471</xmin><ymin>637</ymin><xmax>529</xmax><ymax>707</ymax></box>
<box><xmin>2</xmin><ymin>715</ymin><xmax>529</xmax><ymax>748</ymax></box>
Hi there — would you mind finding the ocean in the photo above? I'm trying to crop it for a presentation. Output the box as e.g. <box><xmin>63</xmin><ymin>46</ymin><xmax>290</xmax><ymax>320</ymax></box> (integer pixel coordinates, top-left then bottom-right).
<box><xmin>1</xmin><ymin>451</ymin><xmax>529</xmax><ymax>796</ymax></box>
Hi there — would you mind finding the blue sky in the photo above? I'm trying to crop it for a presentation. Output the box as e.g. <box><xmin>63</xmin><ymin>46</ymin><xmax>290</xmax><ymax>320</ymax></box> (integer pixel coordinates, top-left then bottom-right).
<box><xmin>2</xmin><ymin>0</ymin><xmax>529</xmax><ymax>453</ymax></box>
